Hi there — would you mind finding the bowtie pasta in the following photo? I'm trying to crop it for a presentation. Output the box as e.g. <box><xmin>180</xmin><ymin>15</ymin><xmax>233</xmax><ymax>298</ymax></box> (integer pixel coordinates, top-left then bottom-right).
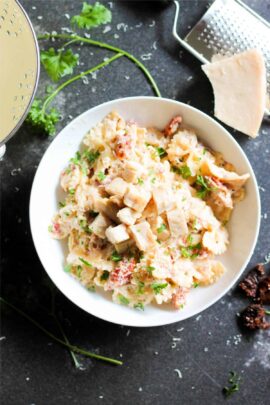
<box><xmin>49</xmin><ymin>112</ymin><xmax>249</xmax><ymax>310</ymax></box>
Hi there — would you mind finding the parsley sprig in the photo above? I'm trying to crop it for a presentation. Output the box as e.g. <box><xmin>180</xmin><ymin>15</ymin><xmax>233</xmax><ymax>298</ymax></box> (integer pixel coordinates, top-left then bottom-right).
<box><xmin>28</xmin><ymin>2</ymin><xmax>161</xmax><ymax>135</ymax></box>
<box><xmin>0</xmin><ymin>296</ymin><xmax>122</xmax><ymax>366</ymax></box>
<box><xmin>195</xmin><ymin>175</ymin><xmax>213</xmax><ymax>199</ymax></box>
<box><xmin>223</xmin><ymin>371</ymin><xmax>241</xmax><ymax>398</ymax></box>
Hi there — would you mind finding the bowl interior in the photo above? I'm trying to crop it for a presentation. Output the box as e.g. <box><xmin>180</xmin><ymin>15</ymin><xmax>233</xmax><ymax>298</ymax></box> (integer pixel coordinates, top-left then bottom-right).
<box><xmin>30</xmin><ymin>97</ymin><xmax>260</xmax><ymax>327</ymax></box>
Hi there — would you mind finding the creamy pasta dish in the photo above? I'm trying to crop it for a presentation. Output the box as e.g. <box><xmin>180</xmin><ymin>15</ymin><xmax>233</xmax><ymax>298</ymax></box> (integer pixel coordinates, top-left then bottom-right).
<box><xmin>49</xmin><ymin>112</ymin><xmax>249</xmax><ymax>310</ymax></box>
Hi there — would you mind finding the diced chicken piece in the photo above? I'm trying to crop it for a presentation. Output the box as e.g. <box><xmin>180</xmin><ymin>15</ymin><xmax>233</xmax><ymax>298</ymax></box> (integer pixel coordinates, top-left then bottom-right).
<box><xmin>124</xmin><ymin>185</ymin><xmax>151</xmax><ymax>212</ymax></box>
<box><xmin>109</xmin><ymin>195</ymin><xmax>123</xmax><ymax>207</ymax></box>
<box><xmin>90</xmin><ymin>213</ymin><xmax>112</xmax><ymax>239</ymax></box>
<box><xmin>94</xmin><ymin>197</ymin><xmax>119</xmax><ymax>222</ymax></box>
<box><xmin>105</xmin><ymin>177</ymin><xmax>128</xmax><ymax>197</ymax></box>
<box><xmin>166</xmin><ymin>205</ymin><xmax>188</xmax><ymax>238</ymax></box>
<box><xmin>152</xmin><ymin>185</ymin><xmax>175</xmax><ymax>214</ymax></box>
<box><xmin>202</xmin><ymin>49</ymin><xmax>266</xmax><ymax>137</ymax></box>
<box><xmin>122</xmin><ymin>161</ymin><xmax>144</xmax><ymax>183</ymax></box>
<box><xmin>202</xmin><ymin>227</ymin><xmax>229</xmax><ymax>255</ymax></box>
<box><xmin>129</xmin><ymin>221</ymin><xmax>156</xmax><ymax>251</ymax></box>
<box><xmin>167</xmin><ymin>129</ymin><xmax>198</xmax><ymax>162</ymax></box>
<box><xmin>114</xmin><ymin>239</ymin><xmax>134</xmax><ymax>254</ymax></box>
<box><xmin>194</xmin><ymin>260</ymin><xmax>225</xmax><ymax>285</ymax></box>
<box><xmin>201</xmin><ymin>160</ymin><xmax>250</xmax><ymax>189</ymax></box>
<box><xmin>172</xmin><ymin>287</ymin><xmax>189</xmax><ymax>309</ymax></box>
<box><xmin>117</xmin><ymin>207</ymin><xmax>141</xmax><ymax>225</ymax></box>
<box><xmin>105</xmin><ymin>224</ymin><xmax>130</xmax><ymax>245</ymax></box>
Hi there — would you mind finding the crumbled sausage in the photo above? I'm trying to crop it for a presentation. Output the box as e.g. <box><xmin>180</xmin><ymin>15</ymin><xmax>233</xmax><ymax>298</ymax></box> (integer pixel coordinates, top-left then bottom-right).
<box><xmin>238</xmin><ymin>263</ymin><xmax>265</xmax><ymax>298</ymax></box>
<box><xmin>109</xmin><ymin>258</ymin><xmax>135</xmax><ymax>286</ymax></box>
<box><xmin>164</xmin><ymin>115</ymin><xmax>182</xmax><ymax>136</ymax></box>
<box><xmin>240</xmin><ymin>304</ymin><xmax>270</xmax><ymax>330</ymax></box>
<box><xmin>257</xmin><ymin>276</ymin><xmax>270</xmax><ymax>305</ymax></box>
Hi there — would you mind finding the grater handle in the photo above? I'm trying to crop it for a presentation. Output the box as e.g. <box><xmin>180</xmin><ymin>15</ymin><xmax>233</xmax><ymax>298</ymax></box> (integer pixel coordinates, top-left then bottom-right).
<box><xmin>172</xmin><ymin>1</ymin><xmax>208</xmax><ymax>64</ymax></box>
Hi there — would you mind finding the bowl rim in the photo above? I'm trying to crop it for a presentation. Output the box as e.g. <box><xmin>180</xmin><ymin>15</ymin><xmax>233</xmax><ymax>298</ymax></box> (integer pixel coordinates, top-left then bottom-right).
<box><xmin>29</xmin><ymin>96</ymin><xmax>261</xmax><ymax>327</ymax></box>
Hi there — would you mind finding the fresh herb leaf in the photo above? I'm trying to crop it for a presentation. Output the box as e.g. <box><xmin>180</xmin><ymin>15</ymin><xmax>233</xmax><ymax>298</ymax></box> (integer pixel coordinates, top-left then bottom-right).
<box><xmin>151</xmin><ymin>177</ymin><xmax>156</xmax><ymax>184</ymax></box>
<box><xmin>111</xmin><ymin>251</ymin><xmax>122</xmax><ymax>262</ymax></box>
<box><xmin>187</xmin><ymin>234</ymin><xmax>193</xmax><ymax>244</ymax></box>
<box><xmin>193</xmin><ymin>282</ymin><xmax>199</xmax><ymax>288</ymax></box>
<box><xmin>87</xmin><ymin>285</ymin><xmax>96</xmax><ymax>292</ymax></box>
<box><xmin>64</xmin><ymin>264</ymin><xmax>72</xmax><ymax>273</ymax></box>
<box><xmin>151</xmin><ymin>282</ymin><xmax>168</xmax><ymax>294</ymax></box>
<box><xmin>157</xmin><ymin>223</ymin><xmax>166</xmax><ymax>234</ymax></box>
<box><xmin>196</xmin><ymin>175</ymin><xmax>212</xmax><ymax>199</ymax></box>
<box><xmin>58</xmin><ymin>201</ymin><xmax>66</xmax><ymax>208</ymax></box>
<box><xmin>101</xmin><ymin>270</ymin><xmax>109</xmax><ymax>281</ymax></box>
<box><xmin>41</xmin><ymin>47</ymin><xmax>79</xmax><ymax>82</ymax></box>
<box><xmin>137</xmin><ymin>281</ymin><xmax>145</xmax><ymax>295</ymax></box>
<box><xmin>97</xmin><ymin>171</ymin><xmax>106</xmax><ymax>181</ymax></box>
<box><xmin>76</xmin><ymin>265</ymin><xmax>83</xmax><ymax>278</ymax></box>
<box><xmin>71</xmin><ymin>2</ymin><xmax>112</xmax><ymax>30</ymax></box>
<box><xmin>223</xmin><ymin>371</ymin><xmax>241</xmax><ymax>398</ymax></box>
<box><xmin>48</xmin><ymin>225</ymin><xmax>53</xmax><ymax>232</ymax></box>
<box><xmin>137</xmin><ymin>178</ymin><xmax>144</xmax><ymax>185</ymax></box>
<box><xmin>69</xmin><ymin>188</ymin><xmax>75</xmax><ymax>195</ymax></box>
<box><xmin>79</xmin><ymin>257</ymin><xmax>93</xmax><ymax>267</ymax></box>
<box><xmin>155</xmin><ymin>146</ymin><xmax>167</xmax><ymax>158</ymax></box>
<box><xmin>146</xmin><ymin>265</ymin><xmax>155</xmax><ymax>274</ymax></box>
<box><xmin>83</xmin><ymin>149</ymin><xmax>100</xmax><ymax>165</ymax></box>
<box><xmin>26</xmin><ymin>99</ymin><xmax>60</xmax><ymax>136</ymax></box>
<box><xmin>180</xmin><ymin>247</ymin><xmax>191</xmax><ymax>258</ymax></box>
<box><xmin>70</xmin><ymin>151</ymin><xmax>81</xmax><ymax>165</ymax></box>
<box><xmin>118</xmin><ymin>294</ymin><xmax>130</xmax><ymax>305</ymax></box>
<box><xmin>172</xmin><ymin>165</ymin><xmax>192</xmax><ymax>179</ymax></box>
<box><xmin>134</xmin><ymin>303</ymin><xmax>144</xmax><ymax>311</ymax></box>
<box><xmin>79</xmin><ymin>219</ymin><xmax>92</xmax><ymax>234</ymax></box>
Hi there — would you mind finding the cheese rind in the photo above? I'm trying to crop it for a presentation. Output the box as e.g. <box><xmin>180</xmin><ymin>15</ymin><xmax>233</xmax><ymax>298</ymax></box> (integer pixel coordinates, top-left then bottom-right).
<box><xmin>202</xmin><ymin>49</ymin><xmax>266</xmax><ymax>137</ymax></box>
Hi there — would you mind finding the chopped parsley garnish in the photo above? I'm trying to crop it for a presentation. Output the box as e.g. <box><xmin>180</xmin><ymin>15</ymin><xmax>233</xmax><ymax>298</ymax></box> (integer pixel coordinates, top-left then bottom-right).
<box><xmin>193</xmin><ymin>282</ymin><xmax>199</xmax><ymax>288</ymax></box>
<box><xmin>64</xmin><ymin>264</ymin><xmax>72</xmax><ymax>273</ymax></box>
<box><xmin>69</xmin><ymin>188</ymin><xmax>75</xmax><ymax>195</ymax></box>
<box><xmin>70</xmin><ymin>151</ymin><xmax>81</xmax><ymax>165</ymax></box>
<box><xmin>111</xmin><ymin>251</ymin><xmax>122</xmax><ymax>262</ymax></box>
<box><xmin>79</xmin><ymin>219</ymin><xmax>92</xmax><ymax>234</ymax></box>
<box><xmin>58</xmin><ymin>201</ymin><xmax>66</xmax><ymax>208</ymax></box>
<box><xmin>172</xmin><ymin>165</ymin><xmax>192</xmax><ymax>179</ymax></box>
<box><xmin>134</xmin><ymin>303</ymin><xmax>144</xmax><ymax>311</ymax></box>
<box><xmin>180</xmin><ymin>243</ymin><xmax>202</xmax><ymax>259</ymax></box>
<box><xmin>223</xmin><ymin>371</ymin><xmax>241</xmax><ymax>398</ymax></box>
<box><xmin>146</xmin><ymin>265</ymin><xmax>155</xmax><ymax>274</ymax></box>
<box><xmin>83</xmin><ymin>149</ymin><xmax>100</xmax><ymax>165</ymax></box>
<box><xmin>79</xmin><ymin>257</ymin><xmax>93</xmax><ymax>267</ymax></box>
<box><xmin>137</xmin><ymin>281</ymin><xmax>145</xmax><ymax>295</ymax></box>
<box><xmin>87</xmin><ymin>285</ymin><xmax>96</xmax><ymax>292</ymax></box>
<box><xmin>151</xmin><ymin>282</ymin><xmax>168</xmax><ymax>294</ymax></box>
<box><xmin>187</xmin><ymin>234</ymin><xmax>193</xmax><ymax>244</ymax></box>
<box><xmin>48</xmin><ymin>225</ymin><xmax>53</xmax><ymax>232</ymax></box>
<box><xmin>118</xmin><ymin>294</ymin><xmax>130</xmax><ymax>305</ymax></box>
<box><xmin>196</xmin><ymin>175</ymin><xmax>212</xmax><ymax>199</ymax></box>
<box><xmin>155</xmin><ymin>146</ymin><xmax>167</xmax><ymax>158</ymax></box>
<box><xmin>157</xmin><ymin>223</ymin><xmax>166</xmax><ymax>234</ymax></box>
<box><xmin>76</xmin><ymin>265</ymin><xmax>83</xmax><ymax>278</ymax></box>
<box><xmin>137</xmin><ymin>178</ymin><xmax>144</xmax><ymax>185</ymax></box>
<box><xmin>151</xmin><ymin>177</ymin><xmax>156</xmax><ymax>184</ymax></box>
<box><xmin>97</xmin><ymin>171</ymin><xmax>106</xmax><ymax>181</ymax></box>
<box><xmin>101</xmin><ymin>270</ymin><xmax>109</xmax><ymax>281</ymax></box>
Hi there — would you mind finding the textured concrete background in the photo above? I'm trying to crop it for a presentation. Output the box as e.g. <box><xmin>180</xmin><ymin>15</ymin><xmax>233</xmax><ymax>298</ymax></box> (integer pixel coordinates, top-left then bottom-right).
<box><xmin>1</xmin><ymin>1</ymin><xmax>270</xmax><ymax>404</ymax></box>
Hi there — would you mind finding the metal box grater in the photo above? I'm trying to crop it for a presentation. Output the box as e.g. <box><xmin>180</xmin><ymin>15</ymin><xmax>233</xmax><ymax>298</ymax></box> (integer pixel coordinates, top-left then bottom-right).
<box><xmin>173</xmin><ymin>0</ymin><xmax>270</xmax><ymax>96</ymax></box>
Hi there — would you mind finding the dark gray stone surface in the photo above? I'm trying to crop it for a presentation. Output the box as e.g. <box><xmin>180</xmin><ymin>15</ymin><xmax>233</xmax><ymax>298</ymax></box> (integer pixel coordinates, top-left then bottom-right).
<box><xmin>1</xmin><ymin>1</ymin><xmax>270</xmax><ymax>404</ymax></box>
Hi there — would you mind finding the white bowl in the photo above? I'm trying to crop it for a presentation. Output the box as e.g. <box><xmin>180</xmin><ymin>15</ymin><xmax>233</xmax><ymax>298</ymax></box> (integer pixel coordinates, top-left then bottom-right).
<box><xmin>30</xmin><ymin>97</ymin><xmax>260</xmax><ymax>327</ymax></box>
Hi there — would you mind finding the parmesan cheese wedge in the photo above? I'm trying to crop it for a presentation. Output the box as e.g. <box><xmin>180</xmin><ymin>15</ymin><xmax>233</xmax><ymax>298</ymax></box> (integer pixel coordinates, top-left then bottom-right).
<box><xmin>202</xmin><ymin>49</ymin><xmax>266</xmax><ymax>137</ymax></box>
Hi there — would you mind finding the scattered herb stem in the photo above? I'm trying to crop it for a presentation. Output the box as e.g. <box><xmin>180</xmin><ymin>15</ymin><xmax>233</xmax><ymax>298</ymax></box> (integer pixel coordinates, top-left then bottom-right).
<box><xmin>266</xmin><ymin>309</ymin><xmax>270</xmax><ymax>315</ymax></box>
<box><xmin>0</xmin><ymin>297</ymin><xmax>122</xmax><ymax>366</ymax></box>
<box><xmin>38</xmin><ymin>33</ymin><xmax>161</xmax><ymax>97</ymax></box>
<box><xmin>42</xmin><ymin>52</ymin><xmax>123</xmax><ymax>114</ymax></box>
